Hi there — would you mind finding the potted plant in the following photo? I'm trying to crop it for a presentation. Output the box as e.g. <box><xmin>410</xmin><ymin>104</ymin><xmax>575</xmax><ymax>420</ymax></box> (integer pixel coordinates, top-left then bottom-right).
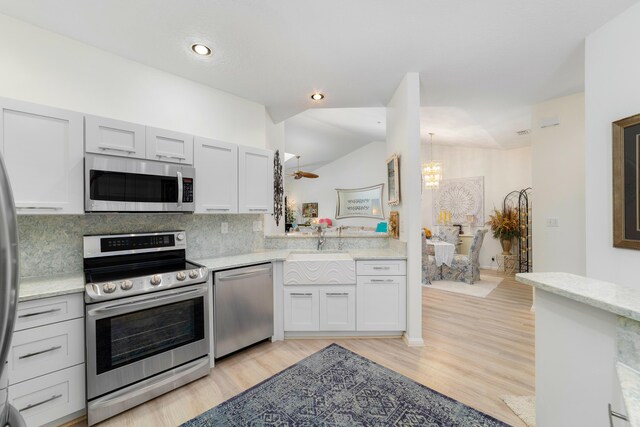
<box><xmin>487</xmin><ymin>207</ymin><xmax>520</xmax><ymax>254</ymax></box>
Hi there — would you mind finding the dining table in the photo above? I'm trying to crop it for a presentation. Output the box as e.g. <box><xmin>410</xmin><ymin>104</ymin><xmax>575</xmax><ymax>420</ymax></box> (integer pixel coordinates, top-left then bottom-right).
<box><xmin>426</xmin><ymin>239</ymin><xmax>456</xmax><ymax>267</ymax></box>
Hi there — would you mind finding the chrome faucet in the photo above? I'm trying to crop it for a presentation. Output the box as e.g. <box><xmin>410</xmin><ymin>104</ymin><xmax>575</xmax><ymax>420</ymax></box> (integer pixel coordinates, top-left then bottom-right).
<box><xmin>316</xmin><ymin>226</ymin><xmax>326</xmax><ymax>251</ymax></box>
<box><xmin>337</xmin><ymin>225</ymin><xmax>344</xmax><ymax>251</ymax></box>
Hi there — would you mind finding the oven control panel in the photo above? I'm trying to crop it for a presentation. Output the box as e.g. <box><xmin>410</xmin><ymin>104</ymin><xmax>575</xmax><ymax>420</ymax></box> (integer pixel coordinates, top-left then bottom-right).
<box><xmin>84</xmin><ymin>231</ymin><xmax>187</xmax><ymax>258</ymax></box>
<box><xmin>85</xmin><ymin>266</ymin><xmax>210</xmax><ymax>302</ymax></box>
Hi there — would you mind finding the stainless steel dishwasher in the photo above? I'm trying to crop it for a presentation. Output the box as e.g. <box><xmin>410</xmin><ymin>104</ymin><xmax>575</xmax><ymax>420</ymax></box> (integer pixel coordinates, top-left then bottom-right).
<box><xmin>214</xmin><ymin>263</ymin><xmax>274</xmax><ymax>358</ymax></box>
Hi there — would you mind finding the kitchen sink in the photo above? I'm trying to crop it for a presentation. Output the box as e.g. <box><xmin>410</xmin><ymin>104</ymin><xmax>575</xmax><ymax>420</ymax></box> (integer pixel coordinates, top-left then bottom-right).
<box><xmin>284</xmin><ymin>252</ymin><xmax>355</xmax><ymax>284</ymax></box>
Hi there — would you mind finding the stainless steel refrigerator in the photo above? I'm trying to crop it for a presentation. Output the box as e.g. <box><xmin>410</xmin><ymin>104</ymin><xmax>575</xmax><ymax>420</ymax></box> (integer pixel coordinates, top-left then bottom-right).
<box><xmin>0</xmin><ymin>154</ymin><xmax>26</xmax><ymax>427</ymax></box>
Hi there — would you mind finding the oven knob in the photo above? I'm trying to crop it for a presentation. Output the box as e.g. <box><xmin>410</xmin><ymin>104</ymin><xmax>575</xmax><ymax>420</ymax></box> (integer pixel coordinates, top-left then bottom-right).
<box><xmin>120</xmin><ymin>280</ymin><xmax>133</xmax><ymax>290</ymax></box>
<box><xmin>189</xmin><ymin>269</ymin><xmax>199</xmax><ymax>279</ymax></box>
<box><xmin>150</xmin><ymin>274</ymin><xmax>162</xmax><ymax>286</ymax></box>
<box><xmin>176</xmin><ymin>271</ymin><xmax>187</xmax><ymax>281</ymax></box>
<box><xmin>177</xmin><ymin>232</ymin><xmax>185</xmax><ymax>241</ymax></box>
<box><xmin>103</xmin><ymin>282</ymin><xmax>116</xmax><ymax>294</ymax></box>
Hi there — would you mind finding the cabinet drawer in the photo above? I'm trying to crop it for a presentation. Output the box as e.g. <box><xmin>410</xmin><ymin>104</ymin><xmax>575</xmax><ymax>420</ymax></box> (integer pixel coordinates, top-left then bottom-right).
<box><xmin>15</xmin><ymin>293</ymin><xmax>83</xmax><ymax>332</ymax></box>
<box><xmin>8</xmin><ymin>364</ymin><xmax>85</xmax><ymax>427</ymax></box>
<box><xmin>356</xmin><ymin>260</ymin><xmax>406</xmax><ymax>276</ymax></box>
<box><xmin>9</xmin><ymin>318</ymin><xmax>84</xmax><ymax>385</ymax></box>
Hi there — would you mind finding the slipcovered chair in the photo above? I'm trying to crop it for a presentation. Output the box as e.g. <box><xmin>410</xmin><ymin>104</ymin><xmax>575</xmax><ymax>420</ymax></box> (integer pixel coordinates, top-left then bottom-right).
<box><xmin>441</xmin><ymin>229</ymin><xmax>488</xmax><ymax>284</ymax></box>
<box><xmin>422</xmin><ymin>231</ymin><xmax>440</xmax><ymax>284</ymax></box>
<box><xmin>436</xmin><ymin>226</ymin><xmax>460</xmax><ymax>246</ymax></box>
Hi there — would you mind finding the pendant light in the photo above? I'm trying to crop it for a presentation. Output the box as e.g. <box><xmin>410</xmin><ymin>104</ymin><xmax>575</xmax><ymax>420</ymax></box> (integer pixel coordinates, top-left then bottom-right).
<box><xmin>423</xmin><ymin>133</ymin><xmax>442</xmax><ymax>189</ymax></box>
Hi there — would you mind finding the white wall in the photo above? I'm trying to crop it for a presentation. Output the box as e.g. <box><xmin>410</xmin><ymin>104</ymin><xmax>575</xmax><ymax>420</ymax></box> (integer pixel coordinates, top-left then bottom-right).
<box><xmin>387</xmin><ymin>73</ymin><xmax>423</xmax><ymax>346</ymax></box>
<box><xmin>532</xmin><ymin>92</ymin><xmax>585</xmax><ymax>274</ymax></box>
<box><xmin>286</xmin><ymin>141</ymin><xmax>387</xmax><ymax>228</ymax></box>
<box><xmin>585</xmin><ymin>3</ymin><xmax>640</xmax><ymax>288</ymax></box>
<box><xmin>422</xmin><ymin>145</ymin><xmax>531</xmax><ymax>269</ymax></box>
<box><xmin>0</xmin><ymin>13</ymin><xmax>266</xmax><ymax>148</ymax></box>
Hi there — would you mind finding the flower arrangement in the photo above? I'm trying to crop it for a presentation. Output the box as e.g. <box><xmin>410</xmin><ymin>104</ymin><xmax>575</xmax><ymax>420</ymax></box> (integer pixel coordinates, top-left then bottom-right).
<box><xmin>487</xmin><ymin>207</ymin><xmax>520</xmax><ymax>240</ymax></box>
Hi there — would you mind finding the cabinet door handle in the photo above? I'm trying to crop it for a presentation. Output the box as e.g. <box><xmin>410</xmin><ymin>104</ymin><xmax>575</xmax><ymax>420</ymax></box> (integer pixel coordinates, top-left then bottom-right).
<box><xmin>249</xmin><ymin>208</ymin><xmax>268</xmax><ymax>212</ymax></box>
<box><xmin>372</xmin><ymin>266</ymin><xmax>391</xmax><ymax>270</ymax></box>
<box><xmin>206</xmin><ymin>208</ymin><xmax>230</xmax><ymax>211</ymax></box>
<box><xmin>98</xmin><ymin>146</ymin><xmax>135</xmax><ymax>154</ymax></box>
<box><xmin>370</xmin><ymin>279</ymin><xmax>394</xmax><ymax>283</ymax></box>
<box><xmin>19</xmin><ymin>394</ymin><xmax>63</xmax><ymax>412</ymax></box>
<box><xmin>290</xmin><ymin>293</ymin><xmax>312</xmax><ymax>296</ymax></box>
<box><xmin>326</xmin><ymin>293</ymin><xmax>349</xmax><ymax>296</ymax></box>
<box><xmin>18</xmin><ymin>308</ymin><xmax>61</xmax><ymax>318</ymax></box>
<box><xmin>18</xmin><ymin>345</ymin><xmax>62</xmax><ymax>359</ymax></box>
<box><xmin>608</xmin><ymin>403</ymin><xmax>629</xmax><ymax>427</ymax></box>
<box><xmin>157</xmin><ymin>154</ymin><xmax>186</xmax><ymax>160</ymax></box>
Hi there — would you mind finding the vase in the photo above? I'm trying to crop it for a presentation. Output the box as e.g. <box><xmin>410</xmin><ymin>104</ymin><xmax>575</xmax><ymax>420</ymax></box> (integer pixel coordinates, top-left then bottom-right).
<box><xmin>501</xmin><ymin>238</ymin><xmax>512</xmax><ymax>255</ymax></box>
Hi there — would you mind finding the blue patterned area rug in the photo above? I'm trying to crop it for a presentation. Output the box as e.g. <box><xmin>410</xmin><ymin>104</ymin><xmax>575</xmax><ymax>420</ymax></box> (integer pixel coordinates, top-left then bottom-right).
<box><xmin>182</xmin><ymin>344</ymin><xmax>510</xmax><ymax>426</ymax></box>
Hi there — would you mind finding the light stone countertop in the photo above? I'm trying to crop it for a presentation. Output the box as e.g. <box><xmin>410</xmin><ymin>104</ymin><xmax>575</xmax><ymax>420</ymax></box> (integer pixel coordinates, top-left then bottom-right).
<box><xmin>617</xmin><ymin>363</ymin><xmax>640</xmax><ymax>427</ymax></box>
<box><xmin>18</xmin><ymin>248</ymin><xmax>407</xmax><ymax>301</ymax></box>
<box><xmin>517</xmin><ymin>272</ymin><xmax>640</xmax><ymax>425</ymax></box>
<box><xmin>515</xmin><ymin>272</ymin><xmax>640</xmax><ymax>322</ymax></box>
<box><xmin>19</xmin><ymin>272</ymin><xmax>86</xmax><ymax>302</ymax></box>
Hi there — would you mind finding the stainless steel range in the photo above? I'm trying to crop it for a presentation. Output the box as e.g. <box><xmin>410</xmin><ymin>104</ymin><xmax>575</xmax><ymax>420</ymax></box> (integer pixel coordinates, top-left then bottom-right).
<box><xmin>83</xmin><ymin>231</ymin><xmax>210</xmax><ymax>426</ymax></box>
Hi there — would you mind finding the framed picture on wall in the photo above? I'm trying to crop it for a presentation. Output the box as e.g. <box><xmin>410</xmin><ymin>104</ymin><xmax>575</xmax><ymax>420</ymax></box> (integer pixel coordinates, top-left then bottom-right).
<box><xmin>613</xmin><ymin>113</ymin><xmax>640</xmax><ymax>249</ymax></box>
<box><xmin>302</xmin><ymin>202</ymin><xmax>318</xmax><ymax>218</ymax></box>
<box><xmin>386</xmin><ymin>154</ymin><xmax>400</xmax><ymax>205</ymax></box>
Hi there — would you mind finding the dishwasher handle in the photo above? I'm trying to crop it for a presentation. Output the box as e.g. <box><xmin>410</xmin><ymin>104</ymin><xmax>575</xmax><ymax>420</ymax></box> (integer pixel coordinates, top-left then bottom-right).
<box><xmin>216</xmin><ymin>266</ymin><xmax>272</xmax><ymax>282</ymax></box>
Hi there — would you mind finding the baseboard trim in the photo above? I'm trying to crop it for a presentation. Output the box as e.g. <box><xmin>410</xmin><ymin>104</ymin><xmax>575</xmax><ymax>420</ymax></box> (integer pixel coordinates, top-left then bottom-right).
<box><xmin>402</xmin><ymin>333</ymin><xmax>425</xmax><ymax>347</ymax></box>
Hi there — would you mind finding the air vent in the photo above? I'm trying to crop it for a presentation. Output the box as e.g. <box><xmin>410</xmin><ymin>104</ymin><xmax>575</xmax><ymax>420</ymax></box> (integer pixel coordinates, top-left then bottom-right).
<box><xmin>516</xmin><ymin>129</ymin><xmax>531</xmax><ymax>136</ymax></box>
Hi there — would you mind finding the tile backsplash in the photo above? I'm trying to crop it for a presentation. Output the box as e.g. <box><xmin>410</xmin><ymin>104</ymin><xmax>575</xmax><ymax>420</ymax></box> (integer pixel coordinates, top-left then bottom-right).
<box><xmin>17</xmin><ymin>214</ymin><xmax>264</xmax><ymax>277</ymax></box>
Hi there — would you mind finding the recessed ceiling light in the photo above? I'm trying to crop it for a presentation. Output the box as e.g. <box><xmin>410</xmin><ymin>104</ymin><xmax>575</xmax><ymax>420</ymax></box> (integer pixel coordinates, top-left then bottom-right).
<box><xmin>191</xmin><ymin>43</ymin><xmax>212</xmax><ymax>56</ymax></box>
<box><xmin>310</xmin><ymin>93</ymin><xmax>325</xmax><ymax>101</ymax></box>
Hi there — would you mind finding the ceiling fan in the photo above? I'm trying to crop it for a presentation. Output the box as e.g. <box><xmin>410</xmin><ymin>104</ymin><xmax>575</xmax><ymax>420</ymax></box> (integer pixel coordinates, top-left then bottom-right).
<box><xmin>289</xmin><ymin>155</ymin><xmax>319</xmax><ymax>180</ymax></box>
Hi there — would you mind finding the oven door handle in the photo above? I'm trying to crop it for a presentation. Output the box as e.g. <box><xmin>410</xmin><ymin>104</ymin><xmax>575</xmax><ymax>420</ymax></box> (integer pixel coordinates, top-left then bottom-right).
<box><xmin>87</xmin><ymin>286</ymin><xmax>206</xmax><ymax>317</ymax></box>
<box><xmin>177</xmin><ymin>171</ymin><xmax>183</xmax><ymax>208</ymax></box>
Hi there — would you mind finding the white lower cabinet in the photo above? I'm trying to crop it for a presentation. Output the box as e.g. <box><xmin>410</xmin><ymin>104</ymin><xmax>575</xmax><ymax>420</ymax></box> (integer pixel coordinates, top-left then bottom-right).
<box><xmin>284</xmin><ymin>287</ymin><xmax>319</xmax><ymax>331</ymax></box>
<box><xmin>319</xmin><ymin>287</ymin><xmax>356</xmax><ymax>331</ymax></box>
<box><xmin>8</xmin><ymin>364</ymin><xmax>85</xmax><ymax>427</ymax></box>
<box><xmin>284</xmin><ymin>286</ymin><xmax>356</xmax><ymax>332</ymax></box>
<box><xmin>8</xmin><ymin>294</ymin><xmax>85</xmax><ymax>427</ymax></box>
<box><xmin>356</xmin><ymin>275</ymin><xmax>406</xmax><ymax>331</ymax></box>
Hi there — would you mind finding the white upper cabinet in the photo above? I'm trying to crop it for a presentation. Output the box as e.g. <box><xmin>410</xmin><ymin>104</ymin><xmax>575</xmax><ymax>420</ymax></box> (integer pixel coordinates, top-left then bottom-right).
<box><xmin>194</xmin><ymin>137</ymin><xmax>238</xmax><ymax>213</ymax></box>
<box><xmin>85</xmin><ymin>115</ymin><xmax>145</xmax><ymax>159</ymax></box>
<box><xmin>238</xmin><ymin>146</ymin><xmax>273</xmax><ymax>214</ymax></box>
<box><xmin>0</xmin><ymin>98</ymin><xmax>84</xmax><ymax>214</ymax></box>
<box><xmin>146</xmin><ymin>127</ymin><xmax>194</xmax><ymax>165</ymax></box>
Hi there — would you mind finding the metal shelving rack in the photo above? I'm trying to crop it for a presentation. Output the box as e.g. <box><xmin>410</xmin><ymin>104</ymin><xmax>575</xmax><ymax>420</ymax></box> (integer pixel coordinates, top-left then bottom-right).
<box><xmin>503</xmin><ymin>188</ymin><xmax>532</xmax><ymax>273</ymax></box>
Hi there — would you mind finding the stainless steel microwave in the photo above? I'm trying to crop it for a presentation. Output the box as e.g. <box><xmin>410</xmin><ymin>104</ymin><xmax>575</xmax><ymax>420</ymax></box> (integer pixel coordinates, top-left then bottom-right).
<box><xmin>85</xmin><ymin>154</ymin><xmax>195</xmax><ymax>213</ymax></box>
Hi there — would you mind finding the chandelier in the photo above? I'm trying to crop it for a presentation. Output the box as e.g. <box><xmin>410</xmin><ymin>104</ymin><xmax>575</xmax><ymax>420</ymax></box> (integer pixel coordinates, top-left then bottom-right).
<box><xmin>423</xmin><ymin>133</ymin><xmax>442</xmax><ymax>189</ymax></box>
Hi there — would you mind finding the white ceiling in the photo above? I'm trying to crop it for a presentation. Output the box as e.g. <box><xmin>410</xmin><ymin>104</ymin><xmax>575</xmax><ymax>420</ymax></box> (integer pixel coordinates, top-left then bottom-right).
<box><xmin>0</xmin><ymin>0</ymin><xmax>636</xmax><ymax>150</ymax></box>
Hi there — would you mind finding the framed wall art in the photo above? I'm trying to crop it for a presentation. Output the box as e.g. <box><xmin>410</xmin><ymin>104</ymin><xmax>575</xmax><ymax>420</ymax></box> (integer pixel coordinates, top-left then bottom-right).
<box><xmin>302</xmin><ymin>202</ymin><xmax>318</xmax><ymax>218</ymax></box>
<box><xmin>386</xmin><ymin>154</ymin><xmax>400</xmax><ymax>205</ymax></box>
<box><xmin>335</xmin><ymin>184</ymin><xmax>385</xmax><ymax>219</ymax></box>
<box><xmin>613</xmin><ymin>113</ymin><xmax>640</xmax><ymax>249</ymax></box>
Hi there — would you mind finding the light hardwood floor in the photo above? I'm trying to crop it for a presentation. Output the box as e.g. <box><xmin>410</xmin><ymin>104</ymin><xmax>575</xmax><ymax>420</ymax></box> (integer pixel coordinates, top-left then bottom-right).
<box><xmin>78</xmin><ymin>271</ymin><xmax>534</xmax><ymax>427</ymax></box>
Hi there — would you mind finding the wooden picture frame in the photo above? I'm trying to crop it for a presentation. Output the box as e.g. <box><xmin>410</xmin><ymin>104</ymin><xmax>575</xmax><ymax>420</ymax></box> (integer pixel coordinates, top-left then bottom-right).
<box><xmin>386</xmin><ymin>154</ymin><xmax>400</xmax><ymax>205</ymax></box>
<box><xmin>613</xmin><ymin>113</ymin><xmax>640</xmax><ymax>249</ymax></box>
<box><xmin>389</xmin><ymin>211</ymin><xmax>399</xmax><ymax>239</ymax></box>
<box><xmin>301</xmin><ymin>202</ymin><xmax>318</xmax><ymax>218</ymax></box>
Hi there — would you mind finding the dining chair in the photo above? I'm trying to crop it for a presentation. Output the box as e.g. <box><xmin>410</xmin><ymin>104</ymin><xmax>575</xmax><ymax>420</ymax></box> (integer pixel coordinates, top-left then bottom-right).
<box><xmin>436</xmin><ymin>226</ymin><xmax>460</xmax><ymax>246</ymax></box>
<box><xmin>421</xmin><ymin>230</ymin><xmax>440</xmax><ymax>284</ymax></box>
<box><xmin>441</xmin><ymin>229</ymin><xmax>488</xmax><ymax>284</ymax></box>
